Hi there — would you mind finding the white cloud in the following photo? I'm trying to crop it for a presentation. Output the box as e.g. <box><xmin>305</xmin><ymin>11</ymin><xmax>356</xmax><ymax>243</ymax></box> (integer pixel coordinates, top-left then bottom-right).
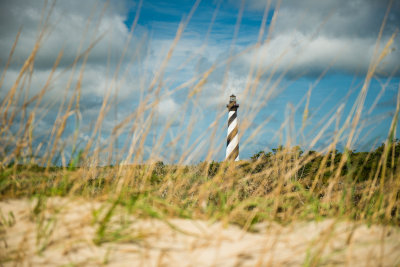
<box><xmin>229</xmin><ymin>0</ymin><xmax>400</xmax><ymax>77</ymax></box>
<box><xmin>240</xmin><ymin>32</ymin><xmax>398</xmax><ymax>77</ymax></box>
<box><xmin>157</xmin><ymin>97</ymin><xmax>179</xmax><ymax>119</ymax></box>
<box><xmin>0</xmin><ymin>0</ymin><xmax>138</xmax><ymax>70</ymax></box>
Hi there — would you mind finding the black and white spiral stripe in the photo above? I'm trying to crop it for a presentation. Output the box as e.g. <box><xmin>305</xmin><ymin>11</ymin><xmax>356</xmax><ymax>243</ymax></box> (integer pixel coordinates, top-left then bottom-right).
<box><xmin>226</xmin><ymin>109</ymin><xmax>239</xmax><ymax>161</ymax></box>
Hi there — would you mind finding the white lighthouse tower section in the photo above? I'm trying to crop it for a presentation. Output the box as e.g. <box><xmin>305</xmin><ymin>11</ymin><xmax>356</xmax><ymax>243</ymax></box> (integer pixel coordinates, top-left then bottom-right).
<box><xmin>226</xmin><ymin>95</ymin><xmax>239</xmax><ymax>161</ymax></box>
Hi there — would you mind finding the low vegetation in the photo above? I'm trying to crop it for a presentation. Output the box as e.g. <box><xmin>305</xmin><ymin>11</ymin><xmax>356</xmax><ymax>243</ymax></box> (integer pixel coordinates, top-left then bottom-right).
<box><xmin>1</xmin><ymin>140</ymin><xmax>399</xmax><ymax>229</ymax></box>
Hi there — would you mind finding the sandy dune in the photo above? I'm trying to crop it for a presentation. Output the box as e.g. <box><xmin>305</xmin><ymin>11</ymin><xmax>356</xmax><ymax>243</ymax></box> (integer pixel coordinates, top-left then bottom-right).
<box><xmin>1</xmin><ymin>198</ymin><xmax>399</xmax><ymax>266</ymax></box>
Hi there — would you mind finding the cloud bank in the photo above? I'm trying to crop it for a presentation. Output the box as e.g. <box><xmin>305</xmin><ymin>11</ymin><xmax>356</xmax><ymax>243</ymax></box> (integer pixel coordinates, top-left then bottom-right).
<box><xmin>235</xmin><ymin>0</ymin><xmax>400</xmax><ymax>77</ymax></box>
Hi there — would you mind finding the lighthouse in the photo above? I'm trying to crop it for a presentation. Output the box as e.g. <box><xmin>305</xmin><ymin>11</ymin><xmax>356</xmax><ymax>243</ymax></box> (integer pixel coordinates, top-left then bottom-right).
<box><xmin>226</xmin><ymin>94</ymin><xmax>239</xmax><ymax>161</ymax></box>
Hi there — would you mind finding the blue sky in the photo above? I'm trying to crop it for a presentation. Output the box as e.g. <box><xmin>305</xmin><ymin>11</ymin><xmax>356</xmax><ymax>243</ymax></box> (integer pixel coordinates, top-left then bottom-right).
<box><xmin>0</xmin><ymin>0</ymin><xmax>399</xmax><ymax>164</ymax></box>
<box><xmin>124</xmin><ymin>0</ymin><xmax>400</xmax><ymax>159</ymax></box>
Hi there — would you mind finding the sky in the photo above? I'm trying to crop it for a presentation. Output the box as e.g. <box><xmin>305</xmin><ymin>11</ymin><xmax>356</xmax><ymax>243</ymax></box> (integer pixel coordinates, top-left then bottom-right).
<box><xmin>0</xmin><ymin>0</ymin><xmax>399</xmax><ymax>164</ymax></box>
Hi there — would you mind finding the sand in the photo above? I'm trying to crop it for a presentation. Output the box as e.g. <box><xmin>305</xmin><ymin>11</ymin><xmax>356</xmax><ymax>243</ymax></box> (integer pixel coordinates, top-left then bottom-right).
<box><xmin>1</xmin><ymin>197</ymin><xmax>399</xmax><ymax>266</ymax></box>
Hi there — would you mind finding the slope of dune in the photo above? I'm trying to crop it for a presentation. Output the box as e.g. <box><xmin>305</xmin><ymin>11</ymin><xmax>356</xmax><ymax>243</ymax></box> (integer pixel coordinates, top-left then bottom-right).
<box><xmin>1</xmin><ymin>198</ymin><xmax>399</xmax><ymax>266</ymax></box>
